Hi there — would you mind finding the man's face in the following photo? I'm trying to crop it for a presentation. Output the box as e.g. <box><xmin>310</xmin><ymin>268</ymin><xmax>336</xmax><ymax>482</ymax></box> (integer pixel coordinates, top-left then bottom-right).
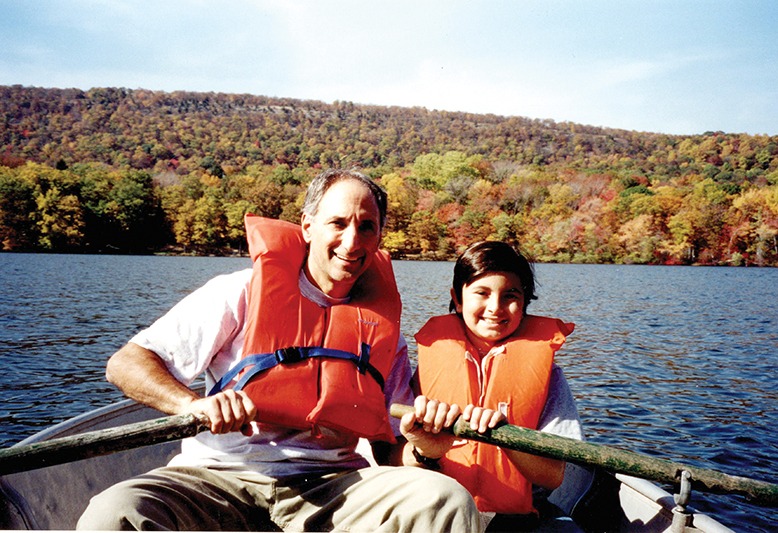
<box><xmin>301</xmin><ymin>179</ymin><xmax>382</xmax><ymax>298</ymax></box>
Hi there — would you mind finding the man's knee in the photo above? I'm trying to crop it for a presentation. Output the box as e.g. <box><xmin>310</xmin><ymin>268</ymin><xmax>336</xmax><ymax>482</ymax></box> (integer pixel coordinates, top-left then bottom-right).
<box><xmin>398</xmin><ymin>469</ymin><xmax>480</xmax><ymax>530</ymax></box>
<box><xmin>77</xmin><ymin>483</ymin><xmax>139</xmax><ymax>529</ymax></box>
<box><xmin>76</xmin><ymin>479</ymin><xmax>171</xmax><ymax>530</ymax></box>
<box><xmin>417</xmin><ymin>470</ymin><xmax>476</xmax><ymax>507</ymax></box>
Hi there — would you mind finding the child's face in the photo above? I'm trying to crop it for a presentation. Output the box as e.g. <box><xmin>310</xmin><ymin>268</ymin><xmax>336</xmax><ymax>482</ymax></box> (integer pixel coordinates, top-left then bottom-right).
<box><xmin>453</xmin><ymin>271</ymin><xmax>525</xmax><ymax>352</ymax></box>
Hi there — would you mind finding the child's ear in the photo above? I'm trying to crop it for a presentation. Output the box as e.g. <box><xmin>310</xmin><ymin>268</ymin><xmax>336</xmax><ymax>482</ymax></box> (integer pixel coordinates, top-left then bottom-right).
<box><xmin>450</xmin><ymin>288</ymin><xmax>463</xmax><ymax>313</ymax></box>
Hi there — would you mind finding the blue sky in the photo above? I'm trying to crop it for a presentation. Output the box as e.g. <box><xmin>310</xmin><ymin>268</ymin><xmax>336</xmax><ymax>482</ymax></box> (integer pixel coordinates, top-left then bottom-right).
<box><xmin>2</xmin><ymin>0</ymin><xmax>776</xmax><ymax>136</ymax></box>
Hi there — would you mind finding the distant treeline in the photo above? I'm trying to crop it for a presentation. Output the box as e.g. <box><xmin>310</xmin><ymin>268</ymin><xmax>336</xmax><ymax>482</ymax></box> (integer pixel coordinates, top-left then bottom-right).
<box><xmin>1</xmin><ymin>85</ymin><xmax>777</xmax><ymax>265</ymax></box>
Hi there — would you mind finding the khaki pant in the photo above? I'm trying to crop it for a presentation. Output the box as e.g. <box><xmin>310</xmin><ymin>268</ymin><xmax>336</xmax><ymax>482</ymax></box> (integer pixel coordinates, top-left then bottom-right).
<box><xmin>77</xmin><ymin>465</ymin><xmax>480</xmax><ymax>532</ymax></box>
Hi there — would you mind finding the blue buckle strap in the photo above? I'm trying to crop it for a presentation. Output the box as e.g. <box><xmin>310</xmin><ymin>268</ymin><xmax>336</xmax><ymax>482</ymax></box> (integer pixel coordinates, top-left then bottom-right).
<box><xmin>275</xmin><ymin>346</ymin><xmax>303</xmax><ymax>364</ymax></box>
<box><xmin>207</xmin><ymin>343</ymin><xmax>384</xmax><ymax>396</ymax></box>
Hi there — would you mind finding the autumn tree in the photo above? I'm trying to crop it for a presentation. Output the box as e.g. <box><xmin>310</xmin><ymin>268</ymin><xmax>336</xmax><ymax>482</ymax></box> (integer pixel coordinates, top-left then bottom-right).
<box><xmin>727</xmin><ymin>185</ymin><xmax>778</xmax><ymax>265</ymax></box>
<box><xmin>665</xmin><ymin>177</ymin><xmax>733</xmax><ymax>264</ymax></box>
<box><xmin>379</xmin><ymin>172</ymin><xmax>418</xmax><ymax>234</ymax></box>
<box><xmin>9</xmin><ymin>163</ymin><xmax>84</xmax><ymax>251</ymax></box>
<box><xmin>406</xmin><ymin>210</ymin><xmax>448</xmax><ymax>256</ymax></box>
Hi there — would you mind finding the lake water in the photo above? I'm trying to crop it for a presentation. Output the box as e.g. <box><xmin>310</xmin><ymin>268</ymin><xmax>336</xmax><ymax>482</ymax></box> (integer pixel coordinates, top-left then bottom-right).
<box><xmin>0</xmin><ymin>253</ymin><xmax>776</xmax><ymax>531</ymax></box>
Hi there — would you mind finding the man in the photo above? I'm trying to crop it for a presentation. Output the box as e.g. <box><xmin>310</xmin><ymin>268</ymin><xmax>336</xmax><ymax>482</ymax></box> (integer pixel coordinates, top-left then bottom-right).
<box><xmin>78</xmin><ymin>169</ymin><xmax>480</xmax><ymax>531</ymax></box>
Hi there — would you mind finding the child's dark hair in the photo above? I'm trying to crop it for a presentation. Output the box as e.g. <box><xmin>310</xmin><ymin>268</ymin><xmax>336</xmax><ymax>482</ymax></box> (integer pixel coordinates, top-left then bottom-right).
<box><xmin>450</xmin><ymin>241</ymin><xmax>537</xmax><ymax>313</ymax></box>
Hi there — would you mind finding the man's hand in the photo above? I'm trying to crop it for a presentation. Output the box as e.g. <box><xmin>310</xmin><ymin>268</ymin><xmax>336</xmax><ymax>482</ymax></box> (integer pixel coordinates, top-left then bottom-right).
<box><xmin>184</xmin><ymin>389</ymin><xmax>257</xmax><ymax>436</ymax></box>
<box><xmin>107</xmin><ymin>343</ymin><xmax>258</xmax><ymax>437</ymax></box>
<box><xmin>399</xmin><ymin>395</ymin><xmax>461</xmax><ymax>460</ymax></box>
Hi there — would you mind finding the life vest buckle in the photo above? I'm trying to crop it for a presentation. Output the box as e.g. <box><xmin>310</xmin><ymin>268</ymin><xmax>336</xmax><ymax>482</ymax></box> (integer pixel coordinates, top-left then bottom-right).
<box><xmin>275</xmin><ymin>347</ymin><xmax>303</xmax><ymax>364</ymax></box>
<box><xmin>356</xmin><ymin>342</ymin><xmax>371</xmax><ymax>374</ymax></box>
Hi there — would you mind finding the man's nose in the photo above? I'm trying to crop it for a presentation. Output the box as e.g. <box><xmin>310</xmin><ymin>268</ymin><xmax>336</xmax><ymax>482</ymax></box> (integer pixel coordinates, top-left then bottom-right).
<box><xmin>341</xmin><ymin>224</ymin><xmax>360</xmax><ymax>250</ymax></box>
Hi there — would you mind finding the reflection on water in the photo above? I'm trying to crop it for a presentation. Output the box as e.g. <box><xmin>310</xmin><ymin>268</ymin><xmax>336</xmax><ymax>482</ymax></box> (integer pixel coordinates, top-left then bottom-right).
<box><xmin>1</xmin><ymin>254</ymin><xmax>776</xmax><ymax>530</ymax></box>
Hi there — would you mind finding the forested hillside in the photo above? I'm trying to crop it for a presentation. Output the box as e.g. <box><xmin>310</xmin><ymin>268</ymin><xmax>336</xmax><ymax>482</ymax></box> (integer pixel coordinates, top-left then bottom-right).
<box><xmin>1</xmin><ymin>85</ymin><xmax>777</xmax><ymax>265</ymax></box>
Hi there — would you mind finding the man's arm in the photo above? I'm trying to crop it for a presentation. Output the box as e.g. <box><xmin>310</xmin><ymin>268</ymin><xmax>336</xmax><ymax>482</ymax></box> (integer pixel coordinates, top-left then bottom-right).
<box><xmin>106</xmin><ymin>342</ymin><xmax>256</xmax><ymax>435</ymax></box>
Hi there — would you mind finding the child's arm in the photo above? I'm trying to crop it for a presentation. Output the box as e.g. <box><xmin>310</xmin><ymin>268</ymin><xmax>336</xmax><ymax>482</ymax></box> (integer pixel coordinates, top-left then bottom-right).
<box><xmin>503</xmin><ymin>450</ymin><xmax>565</xmax><ymax>490</ymax></box>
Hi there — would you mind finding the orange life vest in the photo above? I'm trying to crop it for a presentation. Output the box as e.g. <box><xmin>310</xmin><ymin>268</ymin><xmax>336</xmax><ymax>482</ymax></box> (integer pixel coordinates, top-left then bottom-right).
<box><xmin>415</xmin><ymin>313</ymin><xmax>574</xmax><ymax>514</ymax></box>
<box><xmin>209</xmin><ymin>215</ymin><xmax>401</xmax><ymax>442</ymax></box>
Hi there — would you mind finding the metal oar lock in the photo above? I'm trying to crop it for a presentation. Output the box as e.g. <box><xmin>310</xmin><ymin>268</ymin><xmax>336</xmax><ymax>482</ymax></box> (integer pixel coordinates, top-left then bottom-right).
<box><xmin>672</xmin><ymin>470</ymin><xmax>694</xmax><ymax>531</ymax></box>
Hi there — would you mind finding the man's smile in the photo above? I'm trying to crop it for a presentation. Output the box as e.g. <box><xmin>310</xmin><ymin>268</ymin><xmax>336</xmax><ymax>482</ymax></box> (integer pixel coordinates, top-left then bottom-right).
<box><xmin>334</xmin><ymin>252</ymin><xmax>363</xmax><ymax>264</ymax></box>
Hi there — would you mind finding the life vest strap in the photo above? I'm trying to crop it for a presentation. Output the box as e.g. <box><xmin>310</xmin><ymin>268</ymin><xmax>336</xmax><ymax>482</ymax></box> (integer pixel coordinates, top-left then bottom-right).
<box><xmin>207</xmin><ymin>343</ymin><xmax>385</xmax><ymax>396</ymax></box>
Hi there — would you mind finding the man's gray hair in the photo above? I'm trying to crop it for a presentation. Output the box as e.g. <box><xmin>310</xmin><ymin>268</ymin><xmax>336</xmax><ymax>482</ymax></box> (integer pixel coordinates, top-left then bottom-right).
<box><xmin>302</xmin><ymin>169</ymin><xmax>388</xmax><ymax>230</ymax></box>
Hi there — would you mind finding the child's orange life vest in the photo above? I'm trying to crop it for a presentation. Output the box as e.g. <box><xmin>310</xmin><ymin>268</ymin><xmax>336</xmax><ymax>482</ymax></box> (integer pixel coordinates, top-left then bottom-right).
<box><xmin>416</xmin><ymin>313</ymin><xmax>574</xmax><ymax>513</ymax></box>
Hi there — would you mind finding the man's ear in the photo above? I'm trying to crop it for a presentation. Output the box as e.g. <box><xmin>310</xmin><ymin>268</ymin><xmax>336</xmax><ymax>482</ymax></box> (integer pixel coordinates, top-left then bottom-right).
<box><xmin>450</xmin><ymin>288</ymin><xmax>463</xmax><ymax>313</ymax></box>
<box><xmin>301</xmin><ymin>212</ymin><xmax>313</xmax><ymax>244</ymax></box>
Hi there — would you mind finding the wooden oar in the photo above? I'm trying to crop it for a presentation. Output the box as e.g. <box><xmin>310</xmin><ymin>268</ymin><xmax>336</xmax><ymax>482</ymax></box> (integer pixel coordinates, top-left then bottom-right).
<box><xmin>0</xmin><ymin>413</ymin><xmax>209</xmax><ymax>477</ymax></box>
<box><xmin>390</xmin><ymin>404</ymin><xmax>778</xmax><ymax>506</ymax></box>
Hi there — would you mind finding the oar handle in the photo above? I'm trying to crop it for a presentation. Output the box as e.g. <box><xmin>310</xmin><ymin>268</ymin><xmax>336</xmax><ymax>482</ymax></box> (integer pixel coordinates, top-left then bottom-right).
<box><xmin>389</xmin><ymin>404</ymin><xmax>414</xmax><ymax>419</ymax></box>
<box><xmin>390</xmin><ymin>403</ymin><xmax>778</xmax><ymax>506</ymax></box>
<box><xmin>0</xmin><ymin>413</ymin><xmax>210</xmax><ymax>477</ymax></box>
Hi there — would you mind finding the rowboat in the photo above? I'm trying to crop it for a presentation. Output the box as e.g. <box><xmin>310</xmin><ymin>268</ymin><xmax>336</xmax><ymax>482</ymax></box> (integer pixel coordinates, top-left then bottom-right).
<box><xmin>0</xmin><ymin>398</ymin><xmax>750</xmax><ymax>531</ymax></box>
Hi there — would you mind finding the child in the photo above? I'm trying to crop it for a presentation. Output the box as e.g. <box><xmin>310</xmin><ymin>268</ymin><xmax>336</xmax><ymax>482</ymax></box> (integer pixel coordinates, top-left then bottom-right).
<box><xmin>412</xmin><ymin>241</ymin><xmax>583</xmax><ymax>530</ymax></box>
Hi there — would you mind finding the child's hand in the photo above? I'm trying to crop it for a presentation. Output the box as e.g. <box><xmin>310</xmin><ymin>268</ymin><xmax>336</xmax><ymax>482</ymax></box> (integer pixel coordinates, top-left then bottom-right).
<box><xmin>462</xmin><ymin>404</ymin><xmax>505</xmax><ymax>433</ymax></box>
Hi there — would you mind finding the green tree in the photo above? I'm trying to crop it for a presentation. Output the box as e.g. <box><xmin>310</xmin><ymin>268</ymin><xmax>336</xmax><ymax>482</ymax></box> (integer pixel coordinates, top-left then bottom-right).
<box><xmin>224</xmin><ymin>199</ymin><xmax>255</xmax><ymax>251</ymax></box>
<box><xmin>411</xmin><ymin>151</ymin><xmax>479</xmax><ymax>190</ymax></box>
<box><xmin>664</xmin><ymin>178</ymin><xmax>732</xmax><ymax>263</ymax></box>
<box><xmin>78</xmin><ymin>165</ymin><xmax>165</xmax><ymax>252</ymax></box>
<box><xmin>533</xmin><ymin>183</ymin><xmax>579</xmax><ymax>222</ymax></box>
<box><xmin>0</xmin><ymin>167</ymin><xmax>37</xmax><ymax>250</ymax></box>
<box><xmin>12</xmin><ymin>163</ymin><xmax>84</xmax><ymax>251</ymax></box>
<box><xmin>191</xmin><ymin>193</ymin><xmax>227</xmax><ymax>252</ymax></box>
